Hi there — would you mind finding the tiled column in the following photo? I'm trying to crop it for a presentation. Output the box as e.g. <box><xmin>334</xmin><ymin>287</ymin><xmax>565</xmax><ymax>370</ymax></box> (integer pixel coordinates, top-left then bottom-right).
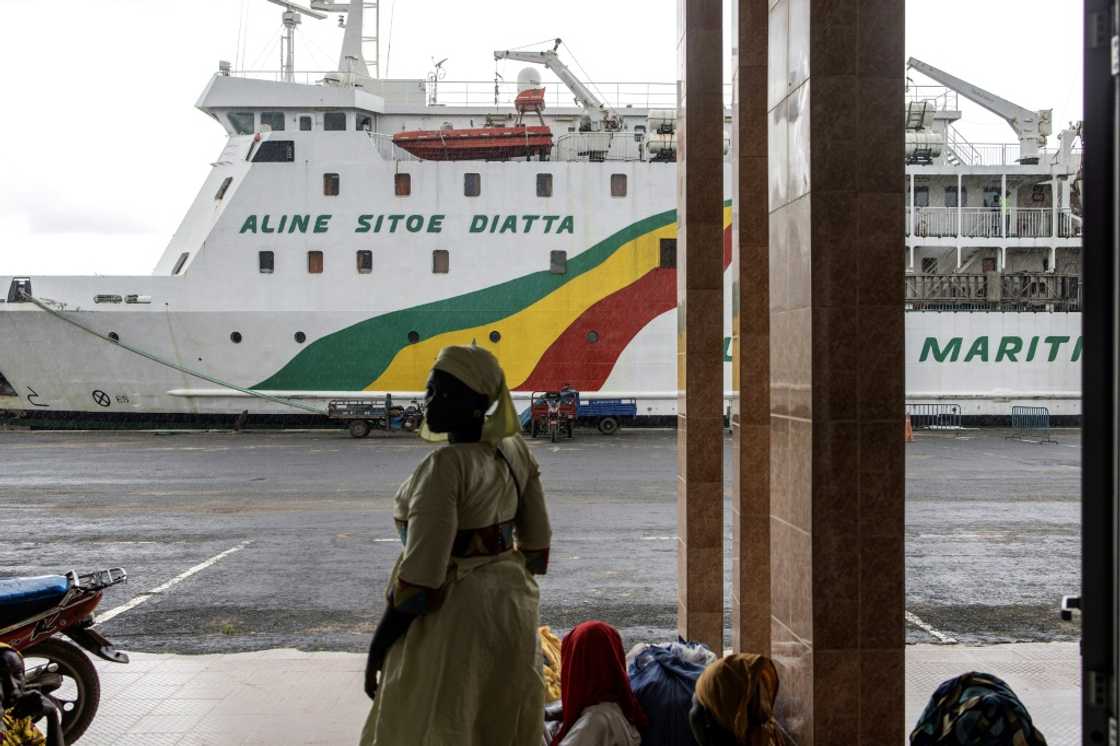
<box><xmin>766</xmin><ymin>0</ymin><xmax>906</xmax><ymax>742</ymax></box>
<box><xmin>676</xmin><ymin>0</ymin><xmax>724</xmax><ymax>653</ymax></box>
<box><xmin>730</xmin><ymin>0</ymin><xmax>771</xmax><ymax>655</ymax></box>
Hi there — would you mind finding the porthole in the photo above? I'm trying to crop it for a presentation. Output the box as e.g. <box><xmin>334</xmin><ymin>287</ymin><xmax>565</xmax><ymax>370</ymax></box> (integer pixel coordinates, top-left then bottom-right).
<box><xmin>294</xmin><ymin>331</ymin><xmax>306</xmax><ymax>344</ymax></box>
<box><xmin>489</xmin><ymin>330</ymin><xmax>501</xmax><ymax>343</ymax></box>
<box><xmin>586</xmin><ymin>330</ymin><xmax>600</xmax><ymax>344</ymax></box>
<box><xmin>230</xmin><ymin>331</ymin><xmax>243</xmax><ymax>344</ymax></box>
<box><xmin>407</xmin><ymin>331</ymin><xmax>420</xmax><ymax>344</ymax></box>
<box><xmin>108</xmin><ymin>332</ymin><xmax>120</xmax><ymax>343</ymax></box>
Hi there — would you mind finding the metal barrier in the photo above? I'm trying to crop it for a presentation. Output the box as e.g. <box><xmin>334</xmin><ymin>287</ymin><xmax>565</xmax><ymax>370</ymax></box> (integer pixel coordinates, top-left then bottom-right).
<box><xmin>905</xmin><ymin>403</ymin><xmax>962</xmax><ymax>430</ymax></box>
<box><xmin>1007</xmin><ymin>405</ymin><xmax>1058</xmax><ymax>443</ymax></box>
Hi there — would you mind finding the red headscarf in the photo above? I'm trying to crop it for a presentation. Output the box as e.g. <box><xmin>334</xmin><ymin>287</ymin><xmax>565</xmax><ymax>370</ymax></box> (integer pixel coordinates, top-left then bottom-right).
<box><xmin>551</xmin><ymin>621</ymin><xmax>648</xmax><ymax>746</ymax></box>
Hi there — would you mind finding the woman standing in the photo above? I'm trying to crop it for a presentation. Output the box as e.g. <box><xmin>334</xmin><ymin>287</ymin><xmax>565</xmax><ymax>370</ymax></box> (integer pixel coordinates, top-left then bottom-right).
<box><xmin>360</xmin><ymin>345</ymin><xmax>552</xmax><ymax>746</ymax></box>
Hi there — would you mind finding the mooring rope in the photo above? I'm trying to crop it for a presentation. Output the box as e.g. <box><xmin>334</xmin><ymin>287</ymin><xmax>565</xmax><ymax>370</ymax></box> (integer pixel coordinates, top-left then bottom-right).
<box><xmin>22</xmin><ymin>293</ymin><xmax>326</xmax><ymax>415</ymax></box>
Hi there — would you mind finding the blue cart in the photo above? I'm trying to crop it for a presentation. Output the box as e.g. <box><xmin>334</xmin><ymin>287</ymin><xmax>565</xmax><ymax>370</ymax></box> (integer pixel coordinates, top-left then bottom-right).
<box><xmin>577</xmin><ymin>398</ymin><xmax>638</xmax><ymax>435</ymax></box>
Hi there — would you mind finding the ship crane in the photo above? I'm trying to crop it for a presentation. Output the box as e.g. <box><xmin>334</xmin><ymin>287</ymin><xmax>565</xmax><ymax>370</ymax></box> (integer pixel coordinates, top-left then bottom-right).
<box><xmin>907</xmin><ymin>57</ymin><xmax>1052</xmax><ymax>163</ymax></box>
<box><xmin>494</xmin><ymin>39</ymin><xmax>620</xmax><ymax>130</ymax></box>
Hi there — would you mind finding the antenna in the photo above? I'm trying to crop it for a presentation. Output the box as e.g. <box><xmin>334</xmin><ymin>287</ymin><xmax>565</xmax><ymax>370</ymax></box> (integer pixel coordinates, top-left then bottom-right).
<box><xmin>427</xmin><ymin>58</ymin><xmax>447</xmax><ymax>106</ymax></box>
<box><xmin>266</xmin><ymin>0</ymin><xmax>327</xmax><ymax>82</ymax></box>
<box><xmin>311</xmin><ymin>0</ymin><xmax>379</xmax><ymax>80</ymax></box>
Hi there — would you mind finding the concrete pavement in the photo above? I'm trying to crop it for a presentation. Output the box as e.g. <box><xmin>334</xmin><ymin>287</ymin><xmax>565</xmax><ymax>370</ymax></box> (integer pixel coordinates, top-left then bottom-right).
<box><xmin>77</xmin><ymin>642</ymin><xmax>1080</xmax><ymax>745</ymax></box>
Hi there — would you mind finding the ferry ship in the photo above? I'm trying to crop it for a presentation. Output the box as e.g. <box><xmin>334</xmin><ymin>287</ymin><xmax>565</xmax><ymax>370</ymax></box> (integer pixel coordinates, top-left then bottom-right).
<box><xmin>0</xmin><ymin>0</ymin><xmax>1082</xmax><ymax>421</ymax></box>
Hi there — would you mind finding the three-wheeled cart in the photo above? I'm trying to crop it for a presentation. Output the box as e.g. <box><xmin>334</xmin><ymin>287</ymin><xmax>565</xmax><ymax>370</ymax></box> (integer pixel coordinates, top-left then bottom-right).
<box><xmin>329</xmin><ymin>395</ymin><xmax>424</xmax><ymax>438</ymax></box>
<box><xmin>577</xmin><ymin>398</ymin><xmax>638</xmax><ymax>435</ymax></box>
<box><xmin>529</xmin><ymin>389</ymin><xmax>578</xmax><ymax>442</ymax></box>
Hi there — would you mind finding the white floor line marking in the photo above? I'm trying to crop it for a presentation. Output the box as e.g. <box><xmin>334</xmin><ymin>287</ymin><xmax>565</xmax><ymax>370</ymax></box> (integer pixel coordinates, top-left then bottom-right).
<box><xmin>906</xmin><ymin>610</ymin><xmax>958</xmax><ymax>644</ymax></box>
<box><xmin>96</xmin><ymin>541</ymin><xmax>253</xmax><ymax>625</ymax></box>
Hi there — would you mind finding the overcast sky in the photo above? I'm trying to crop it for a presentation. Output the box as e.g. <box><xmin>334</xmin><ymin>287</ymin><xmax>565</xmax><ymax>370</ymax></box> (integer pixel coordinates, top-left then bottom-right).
<box><xmin>0</xmin><ymin>0</ymin><xmax>1082</xmax><ymax>276</ymax></box>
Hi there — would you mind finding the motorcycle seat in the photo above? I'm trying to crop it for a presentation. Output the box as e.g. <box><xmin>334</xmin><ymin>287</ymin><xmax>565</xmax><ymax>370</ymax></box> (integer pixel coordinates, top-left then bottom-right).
<box><xmin>0</xmin><ymin>576</ymin><xmax>70</xmax><ymax>624</ymax></box>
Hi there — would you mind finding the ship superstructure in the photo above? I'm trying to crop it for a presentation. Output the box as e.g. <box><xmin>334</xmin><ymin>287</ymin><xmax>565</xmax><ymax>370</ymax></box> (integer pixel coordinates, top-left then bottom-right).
<box><xmin>0</xmin><ymin>2</ymin><xmax>1081</xmax><ymax>419</ymax></box>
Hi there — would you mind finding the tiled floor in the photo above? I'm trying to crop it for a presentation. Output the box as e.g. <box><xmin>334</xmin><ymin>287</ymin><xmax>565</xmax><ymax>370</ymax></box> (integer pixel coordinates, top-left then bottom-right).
<box><xmin>79</xmin><ymin>643</ymin><xmax>1080</xmax><ymax>745</ymax></box>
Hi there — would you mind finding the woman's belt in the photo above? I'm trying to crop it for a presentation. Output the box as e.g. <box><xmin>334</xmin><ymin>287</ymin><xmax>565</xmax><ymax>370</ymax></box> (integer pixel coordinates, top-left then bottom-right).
<box><xmin>395</xmin><ymin>519</ymin><xmax>516</xmax><ymax>558</ymax></box>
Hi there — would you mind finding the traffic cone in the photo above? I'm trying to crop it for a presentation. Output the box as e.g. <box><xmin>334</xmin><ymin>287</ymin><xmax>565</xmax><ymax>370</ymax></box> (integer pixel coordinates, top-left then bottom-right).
<box><xmin>905</xmin><ymin>415</ymin><xmax>913</xmax><ymax>443</ymax></box>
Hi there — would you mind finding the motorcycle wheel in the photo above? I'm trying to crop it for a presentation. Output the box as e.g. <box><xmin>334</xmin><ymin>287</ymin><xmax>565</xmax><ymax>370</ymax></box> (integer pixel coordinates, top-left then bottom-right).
<box><xmin>22</xmin><ymin>637</ymin><xmax>100</xmax><ymax>743</ymax></box>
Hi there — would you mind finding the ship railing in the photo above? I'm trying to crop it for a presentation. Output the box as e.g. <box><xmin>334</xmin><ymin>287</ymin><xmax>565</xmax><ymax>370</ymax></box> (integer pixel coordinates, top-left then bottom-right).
<box><xmin>229</xmin><ymin>68</ymin><xmax>339</xmax><ymax>85</ymax></box>
<box><xmin>905</xmin><ymin>85</ymin><xmax>959</xmax><ymax>112</ymax></box>
<box><xmin>367</xmin><ymin>132</ymin><xmax>422</xmax><ymax>161</ymax></box>
<box><xmin>905</xmin><ymin>272</ymin><xmax>1081</xmax><ymax>312</ymax></box>
<box><xmin>428</xmin><ymin>80</ymin><xmax>733</xmax><ymax>110</ymax></box>
<box><xmin>1057</xmin><ymin>208</ymin><xmax>1082</xmax><ymax>238</ymax></box>
<box><xmin>910</xmin><ymin>207</ymin><xmax>1073</xmax><ymax>239</ymax></box>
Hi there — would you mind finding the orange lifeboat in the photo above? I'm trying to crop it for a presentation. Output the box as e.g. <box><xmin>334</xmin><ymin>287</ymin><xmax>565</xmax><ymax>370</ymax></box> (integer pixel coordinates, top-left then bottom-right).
<box><xmin>392</xmin><ymin>125</ymin><xmax>553</xmax><ymax>161</ymax></box>
<box><xmin>392</xmin><ymin>87</ymin><xmax>552</xmax><ymax>161</ymax></box>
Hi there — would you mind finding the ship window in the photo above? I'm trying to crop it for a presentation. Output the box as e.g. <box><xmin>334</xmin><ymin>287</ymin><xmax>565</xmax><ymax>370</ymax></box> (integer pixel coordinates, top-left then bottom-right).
<box><xmin>356</xmin><ymin>250</ymin><xmax>373</xmax><ymax>274</ymax></box>
<box><xmin>323</xmin><ymin>173</ymin><xmax>340</xmax><ymax>196</ymax></box>
<box><xmin>464</xmin><ymin>173</ymin><xmax>481</xmax><ymax>197</ymax></box>
<box><xmin>537</xmin><ymin>173</ymin><xmax>553</xmax><ymax>197</ymax></box>
<box><xmin>259</xmin><ymin>251</ymin><xmax>274</xmax><ymax>274</ymax></box>
<box><xmin>324</xmin><ymin>112</ymin><xmax>347</xmax><ymax>131</ymax></box>
<box><xmin>295</xmin><ymin>331</ymin><xmax>307</xmax><ymax>344</ymax></box>
<box><xmin>944</xmin><ymin>185</ymin><xmax>968</xmax><ymax>207</ymax></box>
<box><xmin>550</xmin><ymin>250</ymin><xmax>567</xmax><ymax>274</ymax></box>
<box><xmin>913</xmin><ymin>186</ymin><xmax>929</xmax><ymax>207</ymax></box>
<box><xmin>229</xmin><ymin>112</ymin><xmax>254</xmax><ymax>134</ymax></box>
<box><xmin>407</xmin><ymin>331</ymin><xmax>420</xmax><ymax>344</ymax></box>
<box><xmin>253</xmin><ymin>140</ymin><xmax>295</xmax><ymax>162</ymax></box>
<box><xmin>659</xmin><ymin>238</ymin><xmax>677</xmax><ymax>269</ymax></box>
<box><xmin>230</xmin><ymin>331</ymin><xmax>243</xmax><ymax>344</ymax></box>
<box><xmin>356</xmin><ymin>114</ymin><xmax>373</xmax><ymax>131</ymax></box>
<box><xmin>432</xmin><ymin>249</ymin><xmax>450</xmax><ymax>274</ymax></box>
<box><xmin>611</xmin><ymin>173</ymin><xmax>627</xmax><ymax>197</ymax></box>
<box><xmin>300</xmin><ymin>115</ymin><xmax>313</xmax><ymax>131</ymax></box>
<box><xmin>308</xmin><ymin>251</ymin><xmax>324</xmax><ymax>274</ymax></box>
<box><xmin>172</xmin><ymin>252</ymin><xmax>190</xmax><ymax>275</ymax></box>
<box><xmin>215</xmin><ymin>176</ymin><xmax>233</xmax><ymax>200</ymax></box>
<box><xmin>260</xmin><ymin>112</ymin><xmax>285</xmax><ymax>131</ymax></box>
<box><xmin>921</xmin><ymin>257</ymin><xmax>938</xmax><ymax>274</ymax></box>
<box><xmin>489</xmin><ymin>330</ymin><xmax>501</xmax><ymax>343</ymax></box>
<box><xmin>395</xmin><ymin>173</ymin><xmax>411</xmax><ymax>196</ymax></box>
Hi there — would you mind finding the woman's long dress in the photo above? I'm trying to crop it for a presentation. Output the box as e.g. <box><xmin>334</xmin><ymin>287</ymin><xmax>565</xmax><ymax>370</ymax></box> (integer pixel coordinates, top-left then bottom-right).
<box><xmin>360</xmin><ymin>435</ymin><xmax>552</xmax><ymax>746</ymax></box>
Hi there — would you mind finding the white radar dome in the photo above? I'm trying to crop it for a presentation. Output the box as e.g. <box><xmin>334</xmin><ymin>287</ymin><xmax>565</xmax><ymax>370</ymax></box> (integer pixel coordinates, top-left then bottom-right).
<box><xmin>517</xmin><ymin>67</ymin><xmax>543</xmax><ymax>91</ymax></box>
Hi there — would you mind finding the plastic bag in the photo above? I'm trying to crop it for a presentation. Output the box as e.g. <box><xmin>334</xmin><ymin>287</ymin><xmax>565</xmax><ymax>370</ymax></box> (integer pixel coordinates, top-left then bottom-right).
<box><xmin>627</xmin><ymin>639</ymin><xmax>716</xmax><ymax>746</ymax></box>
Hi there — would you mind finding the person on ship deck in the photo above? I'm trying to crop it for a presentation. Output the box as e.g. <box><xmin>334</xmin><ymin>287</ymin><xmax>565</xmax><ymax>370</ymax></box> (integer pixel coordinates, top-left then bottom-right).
<box><xmin>358</xmin><ymin>344</ymin><xmax>552</xmax><ymax>746</ymax></box>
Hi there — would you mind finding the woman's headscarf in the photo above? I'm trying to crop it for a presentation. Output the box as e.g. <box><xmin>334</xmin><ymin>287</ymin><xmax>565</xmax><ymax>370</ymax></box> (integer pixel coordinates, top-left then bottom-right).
<box><xmin>910</xmin><ymin>671</ymin><xmax>1048</xmax><ymax>746</ymax></box>
<box><xmin>551</xmin><ymin>621</ymin><xmax>647</xmax><ymax>746</ymax></box>
<box><xmin>694</xmin><ymin>654</ymin><xmax>785</xmax><ymax>746</ymax></box>
<box><xmin>420</xmin><ymin>345</ymin><xmax>521</xmax><ymax>445</ymax></box>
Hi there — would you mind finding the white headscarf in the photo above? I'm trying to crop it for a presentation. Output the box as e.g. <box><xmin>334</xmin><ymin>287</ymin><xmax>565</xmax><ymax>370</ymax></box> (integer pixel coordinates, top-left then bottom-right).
<box><xmin>420</xmin><ymin>345</ymin><xmax>521</xmax><ymax>445</ymax></box>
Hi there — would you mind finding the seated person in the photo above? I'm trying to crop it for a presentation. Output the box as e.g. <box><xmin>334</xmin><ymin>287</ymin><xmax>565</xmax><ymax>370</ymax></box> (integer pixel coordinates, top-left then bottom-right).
<box><xmin>910</xmin><ymin>671</ymin><xmax>1048</xmax><ymax>745</ymax></box>
<box><xmin>545</xmin><ymin>621</ymin><xmax>647</xmax><ymax>746</ymax></box>
<box><xmin>1</xmin><ymin>643</ymin><xmax>63</xmax><ymax>746</ymax></box>
<box><xmin>689</xmin><ymin>654</ymin><xmax>793</xmax><ymax>746</ymax></box>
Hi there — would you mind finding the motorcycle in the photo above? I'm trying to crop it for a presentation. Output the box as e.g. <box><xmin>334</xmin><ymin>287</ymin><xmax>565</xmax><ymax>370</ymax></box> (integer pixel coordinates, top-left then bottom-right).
<box><xmin>0</xmin><ymin>568</ymin><xmax>129</xmax><ymax>743</ymax></box>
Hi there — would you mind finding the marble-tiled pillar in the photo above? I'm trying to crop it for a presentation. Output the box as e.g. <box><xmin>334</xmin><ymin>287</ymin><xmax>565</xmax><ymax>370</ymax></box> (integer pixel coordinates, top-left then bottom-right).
<box><xmin>730</xmin><ymin>0</ymin><xmax>771</xmax><ymax>655</ymax></box>
<box><xmin>766</xmin><ymin>0</ymin><xmax>906</xmax><ymax>742</ymax></box>
<box><xmin>676</xmin><ymin>0</ymin><xmax>724</xmax><ymax>653</ymax></box>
